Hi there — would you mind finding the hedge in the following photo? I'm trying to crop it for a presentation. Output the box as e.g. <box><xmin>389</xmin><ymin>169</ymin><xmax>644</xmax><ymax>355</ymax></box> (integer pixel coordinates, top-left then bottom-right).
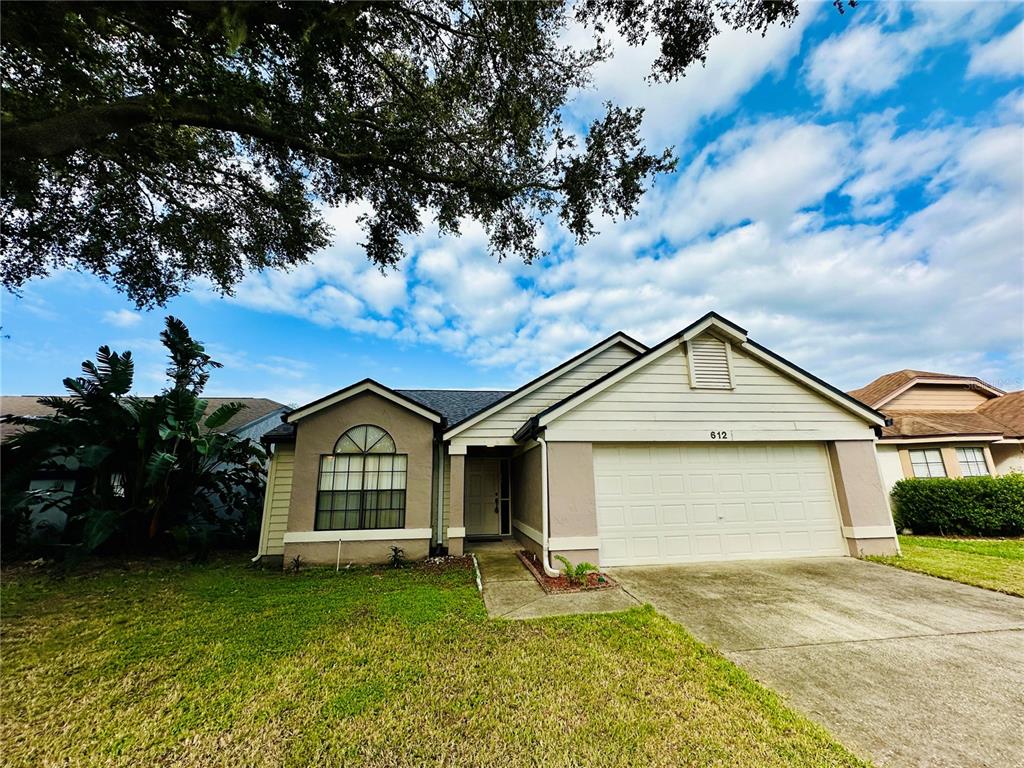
<box><xmin>890</xmin><ymin>474</ymin><xmax>1024</xmax><ymax>537</ymax></box>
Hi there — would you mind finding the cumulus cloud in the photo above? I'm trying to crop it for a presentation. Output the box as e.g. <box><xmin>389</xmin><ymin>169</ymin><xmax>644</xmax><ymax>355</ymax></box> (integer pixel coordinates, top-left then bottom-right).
<box><xmin>968</xmin><ymin>20</ymin><xmax>1024</xmax><ymax>79</ymax></box>
<box><xmin>806</xmin><ymin>2</ymin><xmax>1014</xmax><ymax>110</ymax></box>
<box><xmin>103</xmin><ymin>309</ymin><xmax>143</xmax><ymax>327</ymax></box>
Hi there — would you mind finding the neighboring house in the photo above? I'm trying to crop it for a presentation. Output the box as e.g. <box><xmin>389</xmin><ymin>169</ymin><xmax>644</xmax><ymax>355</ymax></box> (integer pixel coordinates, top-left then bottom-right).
<box><xmin>848</xmin><ymin>371</ymin><xmax>1024</xmax><ymax>492</ymax></box>
<box><xmin>255</xmin><ymin>312</ymin><xmax>900</xmax><ymax>571</ymax></box>
<box><xmin>1</xmin><ymin>396</ymin><xmax>289</xmax><ymax>536</ymax></box>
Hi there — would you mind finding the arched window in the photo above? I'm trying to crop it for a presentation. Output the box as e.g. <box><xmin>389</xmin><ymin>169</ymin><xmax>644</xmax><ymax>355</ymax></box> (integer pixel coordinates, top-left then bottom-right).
<box><xmin>316</xmin><ymin>425</ymin><xmax>407</xmax><ymax>530</ymax></box>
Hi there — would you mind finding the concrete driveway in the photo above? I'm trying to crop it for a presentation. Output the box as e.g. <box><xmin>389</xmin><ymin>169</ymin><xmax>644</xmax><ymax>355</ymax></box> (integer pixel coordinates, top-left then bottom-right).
<box><xmin>610</xmin><ymin>558</ymin><xmax>1024</xmax><ymax>768</ymax></box>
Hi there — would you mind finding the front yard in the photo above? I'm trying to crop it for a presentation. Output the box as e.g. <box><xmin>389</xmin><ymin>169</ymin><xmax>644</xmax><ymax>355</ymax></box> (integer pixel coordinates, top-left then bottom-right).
<box><xmin>867</xmin><ymin>536</ymin><xmax>1024</xmax><ymax>597</ymax></box>
<box><xmin>0</xmin><ymin>557</ymin><xmax>868</xmax><ymax>767</ymax></box>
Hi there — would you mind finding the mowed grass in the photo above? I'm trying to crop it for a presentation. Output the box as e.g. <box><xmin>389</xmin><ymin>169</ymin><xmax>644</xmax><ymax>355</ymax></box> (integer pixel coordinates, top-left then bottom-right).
<box><xmin>868</xmin><ymin>536</ymin><xmax>1024</xmax><ymax>597</ymax></box>
<box><xmin>1</xmin><ymin>557</ymin><xmax>869</xmax><ymax>768</ymax></box>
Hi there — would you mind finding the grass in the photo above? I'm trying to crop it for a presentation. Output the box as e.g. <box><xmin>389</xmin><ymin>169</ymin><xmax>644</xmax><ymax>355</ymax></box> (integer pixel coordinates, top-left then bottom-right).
<box><xmin>867</xmin><ymin>535</ymin><xmax>1024</xmax><ymax>597</ymax></box>
<box><xmin>0</xmin><ymin>557</ymin><xmax>869</xmax><ymax>768</ymax></box>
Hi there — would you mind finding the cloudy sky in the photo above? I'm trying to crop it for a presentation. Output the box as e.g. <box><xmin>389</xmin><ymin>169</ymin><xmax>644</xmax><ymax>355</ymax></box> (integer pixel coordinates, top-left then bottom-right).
<box><xmin>3</xmin><ymin>1</ymin><xmax>1023</xmax><ymax>406</ymax></box>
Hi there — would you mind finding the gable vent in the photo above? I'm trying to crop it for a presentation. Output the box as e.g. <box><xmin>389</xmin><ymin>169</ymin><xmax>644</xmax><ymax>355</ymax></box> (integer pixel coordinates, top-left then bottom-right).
<box><xmin>687</xmin><ymin>337</ymin><xmax>734</xmax><ymax>389</ymax></box>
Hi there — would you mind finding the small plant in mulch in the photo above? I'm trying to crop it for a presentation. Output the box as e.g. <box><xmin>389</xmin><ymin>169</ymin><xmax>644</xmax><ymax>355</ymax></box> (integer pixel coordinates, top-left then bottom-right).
<box><xmin>388</xmin><ymin>545</ymin><xmax>406</xmax><ymax>569</ymax></box>
<box><xmin>517</xmin><ymin>550</ymin><xmax>616</xmax><ymax>594</ymax></box>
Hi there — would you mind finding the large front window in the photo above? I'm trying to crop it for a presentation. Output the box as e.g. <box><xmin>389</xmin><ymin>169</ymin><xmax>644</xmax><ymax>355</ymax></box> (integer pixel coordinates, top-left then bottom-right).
<box><xmin>316</xmin><ymin>425</ymin><xmax>407</xmax><ymax>530</ymax></box>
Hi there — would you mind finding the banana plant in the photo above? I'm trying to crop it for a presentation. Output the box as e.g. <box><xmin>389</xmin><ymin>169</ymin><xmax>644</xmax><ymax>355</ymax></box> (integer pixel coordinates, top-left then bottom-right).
<box><xmin>1</xmin><ymin>316</ymin><xmax>267</xmax><ymax>555</ymax></box>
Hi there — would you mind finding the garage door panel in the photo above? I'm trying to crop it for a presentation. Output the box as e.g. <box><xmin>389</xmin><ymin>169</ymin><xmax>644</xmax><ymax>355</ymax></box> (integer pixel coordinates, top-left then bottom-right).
<box><xmin>595</xmin><ymin>442</ymin><xmax>845</xmax><ymax>566</ymax></box>
<box><xmin>662</xmin><ymin>504</ymin><xmax>687</xmax><ymax>525</ymax></box>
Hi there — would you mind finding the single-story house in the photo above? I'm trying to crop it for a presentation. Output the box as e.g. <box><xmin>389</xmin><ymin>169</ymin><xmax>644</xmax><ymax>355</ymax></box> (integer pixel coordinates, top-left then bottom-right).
<box><xmin>847</xmin><ymin>371</ymin><xmax>1024</xmax><ymax>491</ymax></box>
<box><xmin>255</xmin><ymin>312</ymin><xmax>900</xmax><ymax>571</ymax></box>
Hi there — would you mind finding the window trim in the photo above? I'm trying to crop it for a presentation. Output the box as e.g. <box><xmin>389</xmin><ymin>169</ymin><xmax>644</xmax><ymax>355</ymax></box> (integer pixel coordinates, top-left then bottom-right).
<box><xmin>908</xmin><ymin>448</ymin><xmax>946</xmax><ymax>478</ymax></box>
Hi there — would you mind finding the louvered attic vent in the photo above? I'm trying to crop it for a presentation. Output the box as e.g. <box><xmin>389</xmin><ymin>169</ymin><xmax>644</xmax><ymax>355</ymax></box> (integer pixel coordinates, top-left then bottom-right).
<box><xmin>687</xmin><ymin>336</ymin><xmax>734</xmax><ymax>389</ymax></box>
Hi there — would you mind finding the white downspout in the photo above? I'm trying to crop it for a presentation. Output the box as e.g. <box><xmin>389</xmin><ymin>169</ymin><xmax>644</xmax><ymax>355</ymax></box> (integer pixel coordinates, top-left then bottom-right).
<box><xmin>537</xmin><ymin>434</ymin><xmax>560</xmax><ymax>577</ymax></box>
<box><xmin>435</xmin><ymin>441</ymin><xmax>445</xmax><ymax>547</ymax></box>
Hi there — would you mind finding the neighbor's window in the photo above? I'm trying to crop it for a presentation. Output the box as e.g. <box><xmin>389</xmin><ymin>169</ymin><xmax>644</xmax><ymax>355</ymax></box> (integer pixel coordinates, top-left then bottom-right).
<box><xmin>909</xmin><ymin>449</ymin><xmax>946</xmax><ymax>478</ymax></box>
<box><xmin>955</xmin><ymin>447</ymin><xmax>989</xmax><ymax>477</ymax></box>
<box><xmin>316</xmin><ymin>425</ymin><xmax>407</xmax><ymax>530</ymax></box>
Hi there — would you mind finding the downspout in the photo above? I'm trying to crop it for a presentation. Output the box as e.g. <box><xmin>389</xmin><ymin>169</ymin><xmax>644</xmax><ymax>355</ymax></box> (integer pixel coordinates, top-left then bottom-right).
<box><xmin>537</xmin><ymin>434</ymin><xmax>560</xmax><ymax>577</ymax></box>
<box><xmin>435</xmin><ymin>440</ymin><xmax>445</xmax><ymax>547</ymax></box>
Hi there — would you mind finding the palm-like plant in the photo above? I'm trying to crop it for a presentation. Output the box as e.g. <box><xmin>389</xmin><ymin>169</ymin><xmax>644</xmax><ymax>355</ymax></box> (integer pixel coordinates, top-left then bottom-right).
<box><xmin>1</xmin><ymin>317</ymin><xmax>267</xmax><ymax>555</ymax></box>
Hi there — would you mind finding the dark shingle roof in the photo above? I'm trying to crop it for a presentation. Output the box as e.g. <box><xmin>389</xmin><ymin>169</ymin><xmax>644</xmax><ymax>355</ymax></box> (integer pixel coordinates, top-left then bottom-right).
<box><xmin>880</xmin><ymin>410</ymin><xmax>1008</xmax><ymax>439</ymax></box>
<box><xmin>395</xmin><ymin>389</ymin><xmax>511</xmax><ymax>425</ymax></box>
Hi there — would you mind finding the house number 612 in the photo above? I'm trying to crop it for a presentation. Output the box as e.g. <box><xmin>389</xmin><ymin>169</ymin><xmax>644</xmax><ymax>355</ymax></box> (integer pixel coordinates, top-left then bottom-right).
<box><xmin>709</xmin><ymin>431</ymin><xmax>729</xmax><ymax>440</ymax></box>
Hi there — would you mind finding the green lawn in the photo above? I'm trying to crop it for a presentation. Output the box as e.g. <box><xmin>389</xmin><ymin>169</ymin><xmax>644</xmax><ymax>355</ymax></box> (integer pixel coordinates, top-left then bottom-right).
<box><xmin>867</xmin><ymin>536</ymin><xmax>1024</xmax><ymax>597</ymax></box>
<box><xmin>1</xmin><ymin>557</ymin><xmax>868</xmax><ymax>768</ymax></box>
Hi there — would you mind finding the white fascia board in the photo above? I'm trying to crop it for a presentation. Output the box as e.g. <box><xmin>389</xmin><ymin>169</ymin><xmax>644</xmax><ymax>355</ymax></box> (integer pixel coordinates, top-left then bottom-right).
<box><xmin>738</xmin><ymin>342</ymin><xmax>886</xmax><ymax>427</ymax></box>
<box><xmin>874</xmin><ymin>378</ymin><xmax>1005</xmax><ymax>409</ymax></box>
<box><xmin>536</xmin><ymin>340</ymin><xmax>682</xmax><ymax>428</ymax></box>
<box><xmin>286</xmin><ymin>381</ymin><xmax>441</xmax><ymax>424</ymax></box>
<box><xmin>680</xmin><ymin>316</ymin><xmax>747</xmax><ymax>343</ymax></box>
<box><xmin>283</xmin><ymin>528</ymin><xmax>433</xmax><ymax>543</ymax></box>
<box><xmin>442</xmin><ymin>333</ymin><xmax>644</xmax><ymax>441</ymax></box>
<box><xmin>880</xmin><ymin>435</ymin><xmax>1004</xmax><ymax>445</ymax></box>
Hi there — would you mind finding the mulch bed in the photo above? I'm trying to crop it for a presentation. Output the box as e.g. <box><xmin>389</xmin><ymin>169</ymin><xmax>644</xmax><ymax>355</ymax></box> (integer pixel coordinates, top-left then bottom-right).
<box><xmin>517</xmin><ymin>550</ymin><xmax>617</xmax><ymax>594</ymax></box>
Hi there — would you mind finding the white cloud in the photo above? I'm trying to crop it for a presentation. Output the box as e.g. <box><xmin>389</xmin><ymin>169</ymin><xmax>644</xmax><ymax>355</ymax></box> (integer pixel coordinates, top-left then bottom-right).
<box><xmin>806</xmin><ymin>25</ymin><xmax>911</xmax><ymax>111</ymax></box>
<box><xmin>565</xmin><ymin>5</ymin><xmax>819</xmax><ymax>147</ymax></box>
<box><xmin>806</xmin><ymin>3</ymin><xmax>1014</xmax><ymax>110</ymax></box>
<box><xmin>103</xmin><ymin>309</ymin><xmax>143</xmax><ymax>327</ymax></box>
<box><xmin>968</xmin><ymin>20</ymin><xmax>1024</xmax><ymax>79</ymax></box>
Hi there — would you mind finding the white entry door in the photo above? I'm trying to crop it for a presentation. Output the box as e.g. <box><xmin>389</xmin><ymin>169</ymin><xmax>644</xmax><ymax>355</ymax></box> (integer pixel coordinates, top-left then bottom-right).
<box><xmin>465</xmin><ymin>459</ymin><xmax>501</xmax><ymax>536</ymax></box>
<box><xmin>594</xmin><ymin>443</ymin><xmax>846</xmax><ymax>567</ymax></box>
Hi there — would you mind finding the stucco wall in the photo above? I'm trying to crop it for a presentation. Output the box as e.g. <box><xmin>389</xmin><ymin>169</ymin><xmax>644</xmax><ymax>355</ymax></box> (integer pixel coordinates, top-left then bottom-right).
<box><xmin>875</xmin><ymin>444</ymin><xmax>904</xmax><ymax>494</ymax></box>
<box><xmin>547</xmin><ymin>442</ymin><xmax>598</xmax><ymax>539</ymax></box>
<box><xmin>284</xmin><ymin>391</ymin><xmax>435</xmax><ymax>562</ymax></box>
<box><xmin>827</xmin><ymin>440</ymin><xmax>899</xmax><ymax>556</ymax></box>
<box><xmin>283</xmin><ymin>539</ymin><xmax>431</xmax><ymax>566</ymax></box>
<box><xmin>511</xmin><ymin>444</ymin><xmax>543</xmax><ymax>556</ymax></box>
<box><xmin>992</xmin><ymin>443</ymin><xmax>1024</xmax><ymax>475</ymax></box>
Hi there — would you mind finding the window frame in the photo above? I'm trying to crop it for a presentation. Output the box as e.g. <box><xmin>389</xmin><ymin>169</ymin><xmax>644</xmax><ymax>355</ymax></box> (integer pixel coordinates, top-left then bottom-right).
<box><xmin>955</xmin><ymin>447</ymin><xmax>990</xmax><ymax>477</ymax></box>
<box><xmin>908</xmin><ymin>448</ymin><xmax>947</xmax><ymax>478</ymax></box>
<box><xmin>315</xmin><ymin>425</ymin><xmax>407</xmax><ymax>531</ymax></box>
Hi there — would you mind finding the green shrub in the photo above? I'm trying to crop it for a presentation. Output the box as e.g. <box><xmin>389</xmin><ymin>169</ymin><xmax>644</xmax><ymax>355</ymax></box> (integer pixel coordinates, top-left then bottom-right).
<box><xmin>891</xmin><ymin>474</ymin><xmax>1024</xmax><ymax>536</ymax></box>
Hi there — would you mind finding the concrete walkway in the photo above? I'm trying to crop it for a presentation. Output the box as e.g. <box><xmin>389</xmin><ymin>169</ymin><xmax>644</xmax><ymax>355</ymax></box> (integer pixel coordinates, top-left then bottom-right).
<box><xmin>470</xmin><ymin>540</ymin><xmax>638</xmax><ymax>619</ymax></box>
<box><xmin>610</xmin><ymin>557</ymin><xmax>1024</xmax><ymax>768</ymax></box>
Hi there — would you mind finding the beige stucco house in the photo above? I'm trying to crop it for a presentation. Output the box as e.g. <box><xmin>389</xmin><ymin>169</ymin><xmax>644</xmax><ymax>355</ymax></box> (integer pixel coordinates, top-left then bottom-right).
<box><xmin>255</xmin><ymin>312</ymin><xmax>902</xmax><ymax>572</ymax></box>
<box><xmin>848</xmin><ymin>370</ymin><xmax>1024</xmax><ymax>492</ymax></box>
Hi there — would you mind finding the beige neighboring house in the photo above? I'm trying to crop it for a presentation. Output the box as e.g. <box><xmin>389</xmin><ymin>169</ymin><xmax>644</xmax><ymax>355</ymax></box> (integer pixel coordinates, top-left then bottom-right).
<box><xmin>255</xmin><ymin>312</ymin><xmax>901</xmax><ymax>571</ymax></box>
<box><xmin>847</xmin><ymin>370</ymin><xmax>1024</xmax><ymax>492</ymax></box>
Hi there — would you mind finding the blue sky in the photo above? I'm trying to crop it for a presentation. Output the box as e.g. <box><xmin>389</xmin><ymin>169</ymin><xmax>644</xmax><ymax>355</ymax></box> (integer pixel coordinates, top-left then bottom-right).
<box><xmin>3</xmin><ymin>1</ymin><xmax>1023</xmax><ymax>406</ymax></box>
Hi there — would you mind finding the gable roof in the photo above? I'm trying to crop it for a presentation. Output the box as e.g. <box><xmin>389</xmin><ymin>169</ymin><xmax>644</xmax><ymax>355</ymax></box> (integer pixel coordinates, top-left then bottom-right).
<box><xmin>441</xmin><ymin>331</ymin><xmax>647</xmax><ymax>440</ymax></box>
<box><xmin>284</xmin><ymin>379</ymin><xmax>442</xmax><ymax>425</ymax></box>
<box><xmin>977</xmin><ymin>390</ymin><xmax>1024</xmax><ymax>438</ymax></box>
<box><xmin>516</xmin><ymin>312</ymin><xmax>886</xmax><ymax>439</ymax></box>
<box><xmin>0</xmin><ymin>395</ymin><xmax>287</xmax><ymax>443</ymax></box>
<box><xmin>848</xmin><ymin>369</ymin><xmax>1004</xmax><ymax>409</ymax></box>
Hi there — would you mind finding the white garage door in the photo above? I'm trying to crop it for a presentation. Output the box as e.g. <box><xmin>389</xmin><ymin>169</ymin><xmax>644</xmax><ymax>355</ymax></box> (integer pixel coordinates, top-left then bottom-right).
<box><xmin>594</xmin><ymin>443</ymin><xmax>846</xmax><ymax>566</ymax></box>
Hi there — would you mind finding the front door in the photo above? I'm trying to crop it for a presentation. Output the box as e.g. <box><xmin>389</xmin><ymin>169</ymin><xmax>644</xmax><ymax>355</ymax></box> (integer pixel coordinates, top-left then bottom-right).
<box><xmin>465</xmin><ymin>458</ymin><xmax>501</xmax><ymax>536</ymax></box>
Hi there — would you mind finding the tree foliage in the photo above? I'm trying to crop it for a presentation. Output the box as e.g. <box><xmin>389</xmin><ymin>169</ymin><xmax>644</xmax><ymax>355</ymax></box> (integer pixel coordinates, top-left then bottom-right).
<box><xmin>1</xmin><ymin>316</ymin><xmax>268</xmax><ymax>556</ymax></box>
<box><xmin>0</xmin><ymin>0</ymin><xmax>852</xmax><ymax>307</ymax></box>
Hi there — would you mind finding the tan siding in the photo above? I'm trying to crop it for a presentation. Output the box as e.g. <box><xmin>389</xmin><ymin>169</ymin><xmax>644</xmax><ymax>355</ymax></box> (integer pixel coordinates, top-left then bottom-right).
<box><xmin>886</xmin><ymin>385</ymin><xmax>991</xmax><ymax>411</ymax></box>
<box><xmin>457</xmin><ymin>342</ymin><xmax>638</xmax><ymax>442</ymax></box>
<box><xmin>549</xmin><ymin>341</ymin><xmax>869</xmax><ymax>437</ymax></box>
<box><xmin>262</xmin><ymin>445</ymin><xmax>295</xmax><ymax>556</ymax></box>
